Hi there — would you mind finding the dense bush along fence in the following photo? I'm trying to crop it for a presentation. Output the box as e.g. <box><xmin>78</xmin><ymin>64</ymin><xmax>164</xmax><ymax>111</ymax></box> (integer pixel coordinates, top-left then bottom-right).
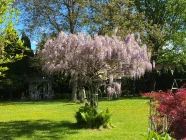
<box><xmin>122</xmin><ymin>67</ymin><xmax>186</xmax><ymax>96</ymax></box>
<box><xmin>52</xmin><ymin>67</ymin><xmax>186</xmax><ymax>99</ymax></box>
<box><xmin>0</xmin><ymin>67</ymin><xmax>186</xmax><ymax>100</ymax></box>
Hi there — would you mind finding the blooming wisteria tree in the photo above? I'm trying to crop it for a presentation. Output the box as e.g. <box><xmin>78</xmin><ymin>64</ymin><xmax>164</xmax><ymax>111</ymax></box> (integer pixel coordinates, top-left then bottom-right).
<box><xmin>39</xmin><ymin>31</ymin><xmax>152</xmax><ymax>104</ymax></box>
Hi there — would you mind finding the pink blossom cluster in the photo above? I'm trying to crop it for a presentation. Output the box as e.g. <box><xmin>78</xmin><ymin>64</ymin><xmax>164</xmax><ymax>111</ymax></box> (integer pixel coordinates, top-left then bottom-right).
<box><xmin>39</xmin><ymin>31</ymin><xmax>151</xmax><ymax>80</ymax></box>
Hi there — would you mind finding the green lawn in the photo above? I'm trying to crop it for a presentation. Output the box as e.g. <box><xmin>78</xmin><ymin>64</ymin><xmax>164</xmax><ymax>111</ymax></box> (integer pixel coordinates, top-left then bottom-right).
<box><xmin>0</xmin><ymin>98</ymin><xmax>149</xmax><ymax>140</ymax></box>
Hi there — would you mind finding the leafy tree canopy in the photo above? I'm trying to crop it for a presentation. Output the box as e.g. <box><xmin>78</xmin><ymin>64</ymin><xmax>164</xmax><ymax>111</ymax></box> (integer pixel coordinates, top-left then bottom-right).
<box><xmin>16</xmin><ymin>0</ymin><xmax>186</xmax><ymax>67</ymax></box>
<box><xmin>16</xmin><ymin>0</ymin><xmax>89</xmax><ymax>36</ymax></box>
<box><xmin>134</xmin><ymin>0</ymin><xmax>186</xmax><ymax>65</ymax></box>
<box><xmin>0</xmin><ymin>0</ymin><xmax>24</xmax><ymax>76</ymax></box>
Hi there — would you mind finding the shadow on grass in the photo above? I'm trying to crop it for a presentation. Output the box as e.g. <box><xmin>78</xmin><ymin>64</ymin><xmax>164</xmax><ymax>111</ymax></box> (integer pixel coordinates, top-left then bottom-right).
<box><xmin>98</xmin><ymin>96</ymin><xmax>149</xmax><ymax>102</ymax></box>
<box><xmin>0</xmin><ymin>97</ymin><xmax>149</xmax><ymax>106</ymax></box>
<box><xmin>0</xmin><ymin>120</ymin><xmax>79</xmax><ymax>140</ymax></box>
<box><xmin>0</xmin><ymin>99</ymin><xmax>74</xmax><ymax>106</ymax></box>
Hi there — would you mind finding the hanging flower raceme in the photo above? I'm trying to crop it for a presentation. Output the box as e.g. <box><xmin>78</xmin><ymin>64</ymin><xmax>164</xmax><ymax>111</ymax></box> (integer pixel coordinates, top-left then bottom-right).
<box><xmin>39</xmin><ymin>31</ymin><xmax>152</xmax><ymax>80</ymax></box>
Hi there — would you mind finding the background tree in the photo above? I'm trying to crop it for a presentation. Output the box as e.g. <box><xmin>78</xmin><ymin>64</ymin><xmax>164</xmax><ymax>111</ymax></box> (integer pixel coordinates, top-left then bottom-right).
<box><xmin>0</xmin><ymin>32</ymin><xmax>34</xmax><ymax>99</ymax></box>
<box><xmin>157</xmin><ymin>41</ymin><xmax>186</xmax><ymax>68</ymax></box>
<box><xmin>135</xmin><ymin>0</ymin><xmax>186</xmax><ymax>62</ymax></box>
<box><xmin>0</xmin><ymin>0</ymin><xmax>24</xmax><ymax>76</ymax></box>
<box><xmin>3</xmin><ymin>32</ymin><xmax>33</xmax><ymax>74</ymax></box>
<box><xmin>134</xmin><ymin>0</ymin><xmax>186</xmax><ymax>90</ymax></box>
<box><xmin>16</xmin><ymin>0</ymin><xmax>89</xmax><ymax>36</ymax></box>
<box><xmin>87</xmin><ymin>0</ymin><xmax>145</xmax><ymax>37</ymax></box>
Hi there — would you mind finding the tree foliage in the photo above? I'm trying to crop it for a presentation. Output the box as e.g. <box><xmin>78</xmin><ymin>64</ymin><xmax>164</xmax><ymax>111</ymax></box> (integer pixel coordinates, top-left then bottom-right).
<box><xmin>0</xmin><ymin>32</ymin><xmax>34</xmax><ymax>99</ymax></box>
<box><xmin>0</xmin><ymin>0</ymin><xmax>23</xmax><ymax>76</ymax></box>
<box><xmin>134</xmin><ymin>0</ymin><xmax>186</xmax><ymax>64</ymax></box>
<box><xmin>87</xmin><ymin>0</ymin><xmax>145</xmax><ymax>37</ymax></box>
<box><xmin>16</xmin><ymin>0</ymin><xmax>89</xmax><ymax>36</ymax></box>
<box><xmin>16</xmin><ymin>0</ymin><xmax>186</xmax><ymax>66</ymax></box>
<box><xmin>16</xmin><ymin>0</ymin><xmax>144</xmax><ymax>37</ymax></box>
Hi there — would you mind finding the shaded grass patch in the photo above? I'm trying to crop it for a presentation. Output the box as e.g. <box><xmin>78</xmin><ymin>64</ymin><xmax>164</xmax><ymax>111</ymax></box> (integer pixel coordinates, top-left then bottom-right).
<box><xmin>0</xmin><ymin>120</ymin><xmax>78</xmax><ymax>140</ymax></box>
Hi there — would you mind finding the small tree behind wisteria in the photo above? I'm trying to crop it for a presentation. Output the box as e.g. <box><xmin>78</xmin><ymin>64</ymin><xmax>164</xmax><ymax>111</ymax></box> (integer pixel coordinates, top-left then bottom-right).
<box><xmin>39</xmin><ymin>32</ymin><xmax>152</xmax><ymax>104</ymax></box>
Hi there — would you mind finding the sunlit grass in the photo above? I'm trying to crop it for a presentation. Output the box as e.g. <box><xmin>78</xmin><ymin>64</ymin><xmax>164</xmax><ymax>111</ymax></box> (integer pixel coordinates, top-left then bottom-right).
<box><xmin>0</xmin><ymin>98</ymin><xmax>149</xmax><ymax>140</ymax></box>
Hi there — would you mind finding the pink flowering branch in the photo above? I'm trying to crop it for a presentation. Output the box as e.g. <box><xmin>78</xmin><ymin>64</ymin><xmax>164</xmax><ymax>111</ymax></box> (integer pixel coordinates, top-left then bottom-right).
<box><xmin>39</xmin><ymin>31</ymin><xmax>152</xmax><ymax>103</ymax></box>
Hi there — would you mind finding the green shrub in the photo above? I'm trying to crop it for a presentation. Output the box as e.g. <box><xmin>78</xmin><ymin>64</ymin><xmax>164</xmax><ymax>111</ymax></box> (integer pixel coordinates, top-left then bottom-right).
<box><xmin>75</xmin><ymin>106</ymin><xmax>112</xmax><ymax>129</ymax></box>
<box><xmin>146</xmin><ymin>130</ymin><xmax>173</xmax><ymax>140</ymax></box>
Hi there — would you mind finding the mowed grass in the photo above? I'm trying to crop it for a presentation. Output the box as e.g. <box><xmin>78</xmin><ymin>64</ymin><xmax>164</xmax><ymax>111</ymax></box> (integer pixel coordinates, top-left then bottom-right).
<box><xmin>0</xmin><ymin>98</ymin><xmax>149</xmax><ymax>140</ymax></box>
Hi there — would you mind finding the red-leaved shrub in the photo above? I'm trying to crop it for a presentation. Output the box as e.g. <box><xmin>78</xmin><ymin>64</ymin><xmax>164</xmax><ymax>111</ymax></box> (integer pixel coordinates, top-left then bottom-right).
<box><xmin>143</xmin><ymin>89</ymin><xmax>186</xmax><ymax>140</ymax></box>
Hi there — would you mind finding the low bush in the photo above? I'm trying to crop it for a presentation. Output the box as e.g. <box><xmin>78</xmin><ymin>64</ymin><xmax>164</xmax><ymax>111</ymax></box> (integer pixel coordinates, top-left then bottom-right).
<box><xmin>75</xmin><ymin>106</ymin><xmax>112</xmax><ymax>129</ymax></box>
<box><xmin>146</xmin><ymin>130</ymin><xmax>173</xmax><ymax>140</ymax></box>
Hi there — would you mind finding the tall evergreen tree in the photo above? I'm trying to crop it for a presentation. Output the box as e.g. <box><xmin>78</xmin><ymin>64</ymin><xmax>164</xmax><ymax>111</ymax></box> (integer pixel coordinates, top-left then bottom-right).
<box><xmin>0</xmin><ymin>0</ymin><xmax>24</xmax><ymax>77</ymax></box>
<box><xmin>1</xmin><ymin>32</ymin><xmax>34</xmax><ymax>99</ymax></box>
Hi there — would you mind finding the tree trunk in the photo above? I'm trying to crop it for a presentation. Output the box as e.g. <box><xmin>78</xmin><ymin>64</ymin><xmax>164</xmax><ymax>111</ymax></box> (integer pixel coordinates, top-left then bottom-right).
<box><xmin>150</xmin><ymin>56</ymin><xmax>157</xmax><ymax>91</ymax></box>
<box><xmin>71</xmin><ymin>79</ymin><xmax>77</xmax><ymax>101</ymax></box>
<box><xmin>9</xmin><ymin>91</ymin><xmax>12</xmax><ymax>99</ymax></box>
<box><xmin>89</xmin><ymin>82</ymin><xmax>99</xmax><ymax>108</ymax></box>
